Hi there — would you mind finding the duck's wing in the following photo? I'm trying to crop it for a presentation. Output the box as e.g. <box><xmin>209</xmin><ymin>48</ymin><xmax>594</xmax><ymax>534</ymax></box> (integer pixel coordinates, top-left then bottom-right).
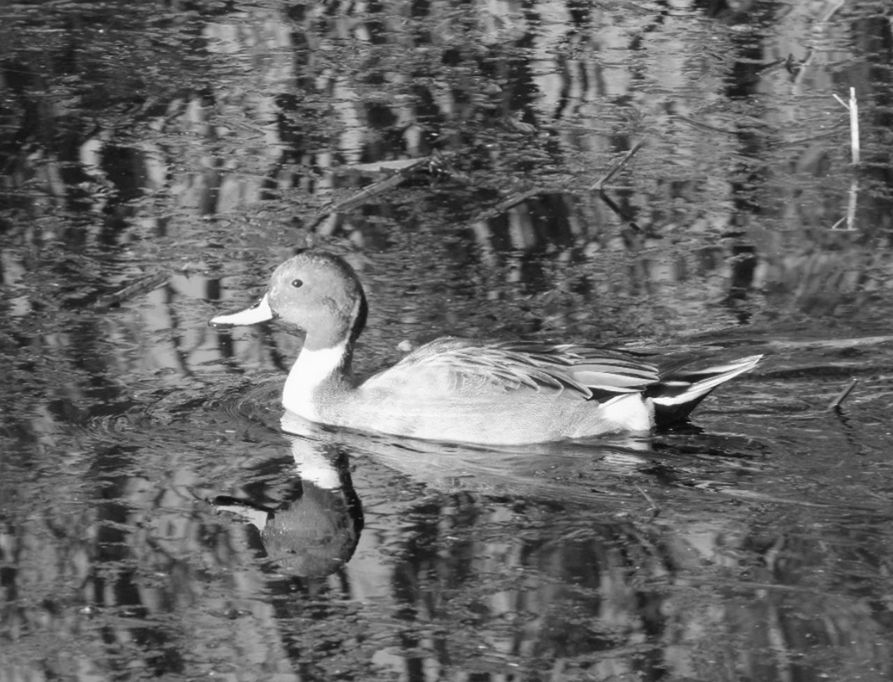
<box><xmin>363</xmin><ymin>338</ymin><xmax>660</xmax><ymax>399</ymax></box>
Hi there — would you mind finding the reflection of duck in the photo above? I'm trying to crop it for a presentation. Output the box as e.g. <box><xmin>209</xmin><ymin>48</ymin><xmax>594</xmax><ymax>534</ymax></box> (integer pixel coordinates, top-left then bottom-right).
<box><xmin>212</xmin><ymin>437</ymin><xmax>363</xmax><ymax>578</ymax></box>
<box><xmin>211</xmin><ymin>250</ymin><xmax>761</xmax><ymax>445</ymax></box>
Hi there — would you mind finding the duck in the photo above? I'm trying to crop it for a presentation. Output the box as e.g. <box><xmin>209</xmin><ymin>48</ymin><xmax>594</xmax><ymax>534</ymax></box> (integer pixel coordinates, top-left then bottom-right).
<box><xmin>210</xmin><ymin>250</ymin><xmax>762</xmax><ymax>445</ymax></box>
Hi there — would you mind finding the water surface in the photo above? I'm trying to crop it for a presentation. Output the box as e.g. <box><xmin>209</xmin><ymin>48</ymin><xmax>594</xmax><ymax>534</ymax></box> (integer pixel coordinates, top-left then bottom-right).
<box><xmin>2</xmin><ymin>1</ymin><xmax>893</xmax><ymax>680</ymax></box>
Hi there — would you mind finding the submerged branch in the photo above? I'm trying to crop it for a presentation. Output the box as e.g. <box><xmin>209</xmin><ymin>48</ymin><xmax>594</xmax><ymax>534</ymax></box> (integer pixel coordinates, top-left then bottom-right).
<box><xmin>94</xmin><ymin>271</ymin><xmax>169</xmax><ymax>310</ymax></box>
<box><xmin>466</xmin><ymin>185</ymin><xmax>571</xmax><ymax>225</ymax></box>
<box><xmin>304</xmin><ymin>142</ymin><xmax>650</xmax><ymax>240</ymax></box>
<box><xmin>593</xmin><ymin>141</ymin><xmax>648</xmax><ymax>235</ymax></box>
<box><xmin>306</xmin><ymin>156</ymin><xmax>436</xmax><ymax>230</ymax></box>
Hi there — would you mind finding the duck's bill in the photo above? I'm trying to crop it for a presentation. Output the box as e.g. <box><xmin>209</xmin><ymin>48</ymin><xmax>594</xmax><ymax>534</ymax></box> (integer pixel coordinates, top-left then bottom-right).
<box><xmin>209</xmin><ymin>294</ymin><xmax>274</xmax><ymax>327</ymax></box>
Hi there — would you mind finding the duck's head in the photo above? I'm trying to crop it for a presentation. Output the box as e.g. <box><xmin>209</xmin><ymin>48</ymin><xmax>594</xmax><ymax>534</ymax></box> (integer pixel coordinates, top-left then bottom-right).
<box><xmin>210</xmin><ymin>250</ymin><xmax>367</xmax><ymax>351</ymax></box>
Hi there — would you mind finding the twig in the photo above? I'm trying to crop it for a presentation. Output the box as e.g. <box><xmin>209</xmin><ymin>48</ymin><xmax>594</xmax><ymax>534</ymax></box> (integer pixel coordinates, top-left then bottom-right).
<box><xmin>94</xmin><ymin>271</ymin><xmax>169</xmax><ymax>310</ymax></box>
<box><xmin>827</xmin><ymin>378</ymin><xmax>857</xmax><ymax>411</ymax></box>
<box><xmin>634</xmin><ymin>484</ymin><xmax>660</xmax><ymax>518</ymax></box>
<box><xmin>792</xmin><ymin>0</ymin><xmax>845</xmax><ymax>95</ymax></box>
<box><xmin>597</xmin><ymin>190</ymin><xmax>646</xmax><ymax>235</ymax></box>
<box><xmin>589</xmin><ymin>140</ymin><xmax>646</xmax><ymax>192</ymax></box>
<box><xmin>831</xmin><ymin>87</ymin><xmax>860</xmax><ymax>231</ymax></box>
<box><xmin>471</xmin><ymin>138</ymin><xmax>645</xmax><ymax>225</ymax></box>
<box><xmin>848</xmin><ymin>87</ymin><xmax>860</xmax><ymax>165</ymax></box>
<box><xmin>673</xmin><ymin>115</ymin><xmax>738</xmax><ymax>136</ymax></box>
<box><xmin>833</xmin><ymin>87</ymin><xmax>860</xmax><ymax>165</ymax></box>
<box><xmin>307</xmin><ymin>165</ymin><xmax>421</xmax><ymax>230</ymax></box>
<box><xmin>830</xmin><ymin>215</ymin><xmax>847</xmax><ymax>230</ymax></box>
<box><xmin>842</xmin><ymin>178</ymin><xmax>859</xmax><ymax>231</ymax></box>
<box><xmin>305</xmin><ymin>156</ymin><xmax>442</xmax><ymax>230</ymax></box>
<box><xmin>469</xmin><ymin>185</ymin><xmax>571</xmax><ymax>225</ymax></box>
<box><xmin>588</xmin><ymin>141</ymin><xmax>648</xmax><ymax>236</ymax></box>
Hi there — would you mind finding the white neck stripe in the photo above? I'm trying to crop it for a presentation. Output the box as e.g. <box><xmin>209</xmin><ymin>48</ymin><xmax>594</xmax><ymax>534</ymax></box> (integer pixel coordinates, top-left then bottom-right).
<box><xmin>294</xmin><ymin>341</ymin><xmax>347</xmax><ymax>385</ymax></box>
<box><xmin>282</xmin><ymin>340</ymin><xmax>348</xmax><ymax>418</ymax></box>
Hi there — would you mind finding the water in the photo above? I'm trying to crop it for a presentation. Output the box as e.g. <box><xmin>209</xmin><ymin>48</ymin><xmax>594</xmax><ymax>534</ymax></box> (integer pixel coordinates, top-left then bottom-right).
<box><xmin>2</xmin><ymin>1</ymin><xmax>893</xmax><ymax>680</ymax></box>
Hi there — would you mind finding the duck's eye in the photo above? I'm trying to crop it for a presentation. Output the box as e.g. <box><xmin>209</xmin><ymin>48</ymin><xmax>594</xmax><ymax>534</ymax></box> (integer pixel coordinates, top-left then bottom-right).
<box><xmin>291</xmin><ymin>279</ymin><xmax>303</xmax><ymax>289</ymax></box>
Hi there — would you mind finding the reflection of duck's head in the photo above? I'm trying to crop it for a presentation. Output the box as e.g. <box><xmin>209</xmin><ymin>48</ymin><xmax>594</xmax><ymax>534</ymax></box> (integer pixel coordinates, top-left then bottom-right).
<box><xmin>211</xmin><ymin>250</ymin><xmax>761</xmax><ymax>445</ymax></box>
<box><xmin>260</xmin><ymin>481</ymin><xmax>360</xmax><ymax>577</ymax></box>
<box><xmin>212</xmin><ymin>442</ymin><xmax>362</xmax><ymax>579</ymax></box>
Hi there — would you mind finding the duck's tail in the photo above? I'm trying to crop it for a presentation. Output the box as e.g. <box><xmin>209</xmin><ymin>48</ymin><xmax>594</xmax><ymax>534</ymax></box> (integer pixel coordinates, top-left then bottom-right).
<box><xmin>647</xmin><ymin>354</ymin><xmax>762</xmax><ymax>427</ymax></box>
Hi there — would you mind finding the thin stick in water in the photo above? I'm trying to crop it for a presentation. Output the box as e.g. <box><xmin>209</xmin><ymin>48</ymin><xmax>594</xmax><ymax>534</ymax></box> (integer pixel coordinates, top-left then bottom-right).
<box><xmin>831</xmin><ymin>87</ymin><xmax>860</xmax><ymax>230</ymax></box>
<box><xmin>634</xmin><ymin>484</ymin><xmax>660</xmax><ymax>518</ymax></box>
<box><xmin>590</xmin><ymin>140</ymin><xmax>646</xmax><ymax>192</ymax></box>
<box><xmin>848</xmin><ymin>86</ymin><xmax>860</xmax><ymax>165</ymax></box>
<box><xmin>827</xmin><ymin>378</ymin><xmax>858</xmax><ymax>411</ymax></box>
<box><xmin>832</xmin><ymin>87</ymin><xmax>860</xmax><ymax>166</ymax></box>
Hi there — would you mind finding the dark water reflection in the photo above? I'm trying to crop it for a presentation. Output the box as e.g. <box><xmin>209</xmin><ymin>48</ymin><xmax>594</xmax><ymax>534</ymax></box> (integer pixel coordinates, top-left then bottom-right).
<box><xmin>3</xmin><ymin>0</ymin><xmax>893</xmax><ymax>679</ymax></box>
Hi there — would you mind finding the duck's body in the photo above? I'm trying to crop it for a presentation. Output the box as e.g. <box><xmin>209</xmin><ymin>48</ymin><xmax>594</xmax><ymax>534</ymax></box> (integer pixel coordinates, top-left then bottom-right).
<box><xmin>211</xmin><ymin>251</ymin><xmax>761</xmax><ymax>445</ymax></box>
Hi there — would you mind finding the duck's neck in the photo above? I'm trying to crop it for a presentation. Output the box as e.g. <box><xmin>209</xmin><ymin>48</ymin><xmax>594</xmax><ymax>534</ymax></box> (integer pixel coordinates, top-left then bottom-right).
<box><xmin>282</xmin><ymin>337</ymin><xmax>354</xmax><ymax>420</ymax></box>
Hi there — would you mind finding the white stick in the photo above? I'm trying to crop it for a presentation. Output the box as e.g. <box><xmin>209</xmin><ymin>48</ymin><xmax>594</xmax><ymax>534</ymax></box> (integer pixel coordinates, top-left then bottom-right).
<box><xmin>849</xmin><ymin>180</ymin><xmax>858</xmax><ymax>229</ymax></box>
<box><xmin>830</xmin><ymin>88</ymin><xmax>860</xmax><ymax>230</ymax></box>
<box><xmin>848</xmin><ymin>87</ymin><xmax>860</xmax><ymax>165</ymax></box>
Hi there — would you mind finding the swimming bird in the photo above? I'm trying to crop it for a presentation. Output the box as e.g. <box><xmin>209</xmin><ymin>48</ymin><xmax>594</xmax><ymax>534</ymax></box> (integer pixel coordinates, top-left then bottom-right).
<box><xmin>210</xmin><ymin>250</ymin><xmax>761</xmax><ymax>445</ymax></box>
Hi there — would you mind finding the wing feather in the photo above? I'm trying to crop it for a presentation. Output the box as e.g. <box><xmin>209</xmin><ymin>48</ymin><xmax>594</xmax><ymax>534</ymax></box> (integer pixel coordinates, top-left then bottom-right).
<box><xmin>364</xmin><ymin>338</ymin><xmax>660</xmax><ymax>399</ymax></box>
